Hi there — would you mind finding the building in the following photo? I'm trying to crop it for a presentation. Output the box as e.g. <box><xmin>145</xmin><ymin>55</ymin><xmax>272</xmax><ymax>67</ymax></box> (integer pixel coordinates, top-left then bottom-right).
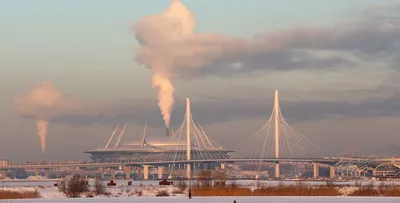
<box><xmin>0</xmin><ymin>159</ymin><xmax>10</xmax><ymax>166</ymax></box>
<box><xmin>84</xmin><ymin>121</ymin><xmax>234</xmax><ymax>166</ymax></box>
<box><xmin>85</xmin><ymin>141</ymin><xmax>233</xmax><ymax>163</ymax></box>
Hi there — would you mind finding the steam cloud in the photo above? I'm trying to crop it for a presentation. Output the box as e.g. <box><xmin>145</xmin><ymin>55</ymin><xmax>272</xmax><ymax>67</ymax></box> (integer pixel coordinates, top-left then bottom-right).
<box><xmin>14</xmin><ymin>81</ymin><xmax>81</xmax><ymax>153</ymax></box>
<box><xmin>12</xmin><ymin>0</ymin><xmax>399</xmax><ymax>134</ymax></box>
<box><xmin>134</xmin><ymin>0</ymin><xmax>400</xmax><ymax>129</ymax></box>
<box><xmin>14</xmin><ymin>81</ymin><xmax>123</xmax><ymax>152</ymax></box>
<box><xmin>152</xmin><ymin>73</ymin><xmax>175</xmax><ymax>126</ymax></box>
<box><xmin>135</xmin><ymin>0</ymin><xmax>197</xmax><ymax>127</ymax></box>
<box><xmin>14</xmin><ymin>81</ymin><xmax>80</xmax><ymax>119</ymax></box>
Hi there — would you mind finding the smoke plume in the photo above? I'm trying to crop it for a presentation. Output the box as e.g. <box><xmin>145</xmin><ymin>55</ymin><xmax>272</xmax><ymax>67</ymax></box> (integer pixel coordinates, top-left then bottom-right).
<box><xmin>14</xmin><ymin>81</ymin><xmax>80</xmax><ymax>153</ymax></box>
<box><xmin>152</xmin><ymin>73</ymin><xmax>175</xmax><ymax>126</ymax></box>
<box><xmin>14</xmin><ymin>81</ymin><xmax>80</xmax><ymax>119</ymax></box>
<box><xmin>36</xmin><ymin>119</ymin><xmax>48</xmax><ymax>153</ymax></box>
<box><xmin>135</xmin><ymin>0</ymin><xmax>196</xmax><ymax>127</ymax></box>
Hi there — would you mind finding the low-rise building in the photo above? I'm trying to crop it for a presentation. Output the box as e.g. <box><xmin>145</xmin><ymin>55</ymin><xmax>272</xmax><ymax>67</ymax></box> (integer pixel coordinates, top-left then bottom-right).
<box><xmin>0</xmin><ymin>159</ymin><xmax>11</xmax><ymax>166</ymax></box>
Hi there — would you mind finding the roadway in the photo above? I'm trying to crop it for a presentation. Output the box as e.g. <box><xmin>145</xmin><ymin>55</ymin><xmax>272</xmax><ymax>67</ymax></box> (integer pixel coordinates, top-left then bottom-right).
<box><xmin>1</xmin><ymin>157</ymin><xmax>399</xmax><ymax>169</ymax></box>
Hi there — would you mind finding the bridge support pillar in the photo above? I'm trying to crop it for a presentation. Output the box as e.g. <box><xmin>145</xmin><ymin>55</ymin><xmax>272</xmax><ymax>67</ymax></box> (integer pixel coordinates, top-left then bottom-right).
<box><xmin>329</xmin><ymin>166</ymin><xmax>335</xmax><ymax>179</ymax></box>
<box><xmin>313</xmin><ymin>163</ymin><xmax>319</xmax><ymax>179</ymax></box>
<box><xmin>1</xmin><ymin>170</ymin><xmax>6</xmax><ymax>178</ymax></box>
<box><xmin>100</xmin><ymin>168</ymin><xmax>105</xmax><ymax>180</ymax></box>
<box><xmin>111</xmin><ymin>170</ymin><xmax>116</xmax><ymax>180</ymax></box>
<box><xmin>138</xmin><ymin>167</ymin><xmax>142</xmax><ymax>179</ymax></box>
<box><xmin>275</xmin><ymin>163</ymin><xmax>280</xmax><ymax>178</ymax></box>
<box><xmin>186</xmin><ymin>164</ymin><xmax>191</xmax><ymax>180</ymax></box>
<box><xmin>34</xmin><ymin>168</ymin><xmax>40</xmax><ymax>177</ymax></box>
<box><xmin>220</xmin><ymin>162</ymin><xmax>225</xmax><ymax>170</ymax></box>
<box><xmin>70</xmin><ymin>167</ymin><xmax>76</xmax><ymax>176</ymax></box>
<box><xmin>125</xmin><ymin>167</ymin><xmax>131</xmax><ymax>180</ymax></box>
<box><xmin>143</xmin><ymin>165</ymin><xmax>149</xmax><ymax>180</ymax></box>
<box><xmin>158</xmin><ymin>167</ymin><xmax>163</xmax><ymax>180</ymax></box>
<box><xmin>80</xmin><ymin>169</ymin><xmax>85</xmax><ymax>177</ymax></box>
<box><xmin>44</xmin><ymin>169</ymin><xmax>50</xmax><ymax>178</ymax></box>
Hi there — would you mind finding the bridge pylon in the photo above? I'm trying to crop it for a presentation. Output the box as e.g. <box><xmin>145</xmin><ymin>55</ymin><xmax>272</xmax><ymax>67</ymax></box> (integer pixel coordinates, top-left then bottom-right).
<box><xmin>231</xmin><ymin>90</ymin><xmax>328</xmax><ymax>178</ymax></box>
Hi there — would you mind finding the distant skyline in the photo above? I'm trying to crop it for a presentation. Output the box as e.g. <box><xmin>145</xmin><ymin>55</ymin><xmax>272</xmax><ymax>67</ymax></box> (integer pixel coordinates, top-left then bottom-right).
<box><xmin>1</xmin><ymin>0</ymin><xmax>400</xmax><ymax>162</ymax></box>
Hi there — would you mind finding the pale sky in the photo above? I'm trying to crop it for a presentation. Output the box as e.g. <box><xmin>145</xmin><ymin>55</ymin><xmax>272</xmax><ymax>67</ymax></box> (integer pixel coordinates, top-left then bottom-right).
<box><xmin>1</xmin><ymin>0</ymin><xmax>400</xmax><ymax>162</ymax></box>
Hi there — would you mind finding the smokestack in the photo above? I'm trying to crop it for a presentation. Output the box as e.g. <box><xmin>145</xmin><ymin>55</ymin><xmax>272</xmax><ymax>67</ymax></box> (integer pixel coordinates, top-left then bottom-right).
<box><xmin>166</xmin><ymin>122</ymin><xmax>173</xmax><ymax>137</ymax></box>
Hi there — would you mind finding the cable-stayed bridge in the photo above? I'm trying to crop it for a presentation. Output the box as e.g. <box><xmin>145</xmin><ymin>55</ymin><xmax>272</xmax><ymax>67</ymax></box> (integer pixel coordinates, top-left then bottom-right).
<box><xmin>1</xmin><ymin>91</ymin><xmax>399</xmax><ymax>179</ymax></box>
<box><xmin>231</xmin><ymin>90</ymin><xmax>326</xmax><ymax>160</ymax></box>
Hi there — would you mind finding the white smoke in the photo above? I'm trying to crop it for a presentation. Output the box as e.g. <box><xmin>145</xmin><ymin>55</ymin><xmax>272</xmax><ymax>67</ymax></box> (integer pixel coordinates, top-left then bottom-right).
<box><xmin>36</xmin><ymin>119</ymin><xmax>48</xmax><ymax>153</ymax></box>
<box><xmin>135</xmin><ymin>0</ymin><xmax>196</xmax><ymax>127</ymax></box>
<box><xmin>135</xmin><ymin>0</ymin><xmax>261</xmax><ymax>126</ymax></box>
<box><xmin>14</xmin><ymin>81</ymin><xmax>123</xmax><ymax>152</ymax></box>
<box><xmin>152</xmin><ymin>73</ymin><xmax>175</xmax><ymax>126</ymax></box>
<box><xmin>14</xmin><ymin>81</ymin><xmax>81</xmax><ymax>153</ymax></box>
<box><xmin>14</xmin><ymin>81</ymin><xmax>80</xmax><ymax>119</ymax></box>
<box><xmin>14</xmin><ymin>81</ymin><xmax>72</xmax><ymax>153</ymax></box>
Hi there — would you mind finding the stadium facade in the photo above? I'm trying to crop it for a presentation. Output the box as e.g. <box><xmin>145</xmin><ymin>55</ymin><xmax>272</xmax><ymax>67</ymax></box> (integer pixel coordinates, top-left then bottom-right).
<box><xmin>84</xmin><ymin>121</ymin><xmax>234</xmax><ymax>163</ymax></box>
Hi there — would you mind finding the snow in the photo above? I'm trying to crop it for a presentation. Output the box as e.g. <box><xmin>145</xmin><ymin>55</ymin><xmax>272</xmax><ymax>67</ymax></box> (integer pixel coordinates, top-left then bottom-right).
<box><xmin>0</xmin><ymin>187</ymin><xmax>37</xmax><ymax>193</ymax></box>
<box><xmin>1</xmin><ymin>179</ymin><xmax>400</xmax><ymax>202</ymax></box>
<box><xmin>6</xmin><ymin>197</ymin><xmax>400</xmax><ymax>203</ymax></box>
<box><xmin>338</xmin><ymin>186</ymin><xmax>359</xmax><ymax>196</ymax></box>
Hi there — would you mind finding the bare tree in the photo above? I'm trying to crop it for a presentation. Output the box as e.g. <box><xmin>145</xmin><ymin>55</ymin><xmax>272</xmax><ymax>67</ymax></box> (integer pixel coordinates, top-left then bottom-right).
<box><xmin>196</xmin><ymin>170</ymin><xmax>212</xmax><ymax>187</ymax></box>
<box><xmin>94</xmin><ymin>178</ymin><xmax>105</xmax><ymax>195</ymax></box>
<box><xmin>58</xmin><ymin>174</ymin><xmax>89</xmax><ymax>198</ymax></box>
<box><xmin>213</xmin><ymin>170</ymin><xmax>227</xmax><ymax>187</ymax></box>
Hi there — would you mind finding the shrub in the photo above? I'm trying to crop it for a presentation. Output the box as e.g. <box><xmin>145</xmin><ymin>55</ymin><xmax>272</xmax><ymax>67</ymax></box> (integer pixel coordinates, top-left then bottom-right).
<box><xmin>86</xmin><ymin>192</ymin><xmax>95</xmax><ymax>198</ymax></box>
<box><xmin>196</xmin><ymin>170</ymin><xmax>212</xmax><ymax>187</ymax></box>
<box><xmin>213</xmin><ymin>170</ymin><xmax>228</xmax><ymax>180</ymax></box>
<box><xmin>191</xmin><ymin>184</ymin><xmax>340</xmax><ymax>196</ymax></box>
<box><xmin>58</xmin><ymin>174</ymin><xmax>89</xmax><ymax>198</ymax></box>
<box><xmin>172</xmin><ymin>189</ymin><xmax>184</xmax><ymax>194</ymax></box>
<box><xmin>177</xmin><ymin>180</ymin><xmax>187</xmax><ymax>192</ymax></box>
<box><xmin>350</xmin><ymin>183</ymin><xmax>377</xmax><ymax>196</ymax></box>
<box><xmin>67</xmin><ymin>174</ymin><xmax>89</xmax><ymax>198</ymax></box>
<box><xmin>137</xmin><ymin>190</ymin><xmax>143</xmax><ymax>196</ymax></box>
<box><xmin>381</xmin><ymin>184</ymin><xmax>400</xmax><ymax>197</ymax></box>
<box><xmin>0</xmin><ymin>190</ymin><xmax>40</xmax><ymax>199</ymax></box>
<box><xmin>57</xmin><ymin>179</ymin><xmax>67</xmax><ymax>194</ymax></box>
<box><xmin>94</xmin><ymin>178</ymin><xmax>105</xmax><ymax>195</ymax></box>
<box><xmin>156</xmin><ymin>190</ymin><xmax>170</xmax><ymax>197</ymax></box>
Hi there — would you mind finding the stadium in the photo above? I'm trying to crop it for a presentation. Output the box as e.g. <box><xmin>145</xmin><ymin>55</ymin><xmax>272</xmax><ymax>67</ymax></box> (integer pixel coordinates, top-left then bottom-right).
<box><xmin>84</xmin><ymin>99</ymin><xmax>234</xmax><ymax>165</ymax></box>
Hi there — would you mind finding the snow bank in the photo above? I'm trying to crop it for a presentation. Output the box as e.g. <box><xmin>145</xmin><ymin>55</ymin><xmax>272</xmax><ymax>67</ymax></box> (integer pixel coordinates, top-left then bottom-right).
<box><xmin>0</xmin><ymin>187</ymin><xmax>38</xmax><ymax>193</ymax></box>
<box><xmin>7</xmin><ymin>196</ymin><xmax>400</xmax><ymax>203</ymax></box>
<box><xmin>26</xmin><ymin>176</ymin><xmax>46</xmax><ymax>180</ymax></box>
<box><xmin>338</xmin><ymin>187</ymin><xmax>359</xmax><ymax>196</ymax></box>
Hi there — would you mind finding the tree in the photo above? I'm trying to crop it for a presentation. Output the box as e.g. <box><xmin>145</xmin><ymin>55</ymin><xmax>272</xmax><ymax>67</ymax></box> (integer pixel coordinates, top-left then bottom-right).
<box><xmin>58</xmin><ymin>174</ymin><xmax>89</xmax><ymax>198</ymax></box>
<box><xmin>196</xmin><ymin>170</ymin><xmax>212</xmax><ymax>187</ymax></box>
<box><xmin>94</xmin><ymin>178</ymin><xmax>105</xmax><ymax>195</ymax></box>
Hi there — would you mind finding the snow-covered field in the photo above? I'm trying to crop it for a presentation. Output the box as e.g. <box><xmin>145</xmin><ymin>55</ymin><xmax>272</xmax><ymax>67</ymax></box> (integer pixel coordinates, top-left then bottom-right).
<box><xmin>6</xmin><ymin>197</ymin><xmax>400</xmax><ymax>203</ymax></box>
<box><xmin>1</xmin><ymin>179</ymin><xmax>400</xmax><ymax>202</ymax></box>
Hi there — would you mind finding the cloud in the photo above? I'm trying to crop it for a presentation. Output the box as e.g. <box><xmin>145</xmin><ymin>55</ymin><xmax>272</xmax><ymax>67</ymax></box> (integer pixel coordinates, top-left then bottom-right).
<box><xmin>136</xmin><ymin>4</ymin><xmax>400</xmax><ymax>80</ymax></box>
<box><xmin>14</xmin><ymin>81</ymin><xmax>114</xmax><ymax>121</ymax></box>
<box><xmin>14</xmin><ymin>81</ymin><xmax>79</xmax><ymax>120</ymax></box>
<box><xmin>130</xmin><ymin>0</ymin><xmax>400</xmax><ymax>145</ymax></box>
<box><xmin>16</xmin><ymin>1</ymin><xmax>400</xmax><ymax>131</ymax></box>
<box><xmin>48</xmin><ymin>86</ymin><xmax>400</xmax><ymax>132</ymax></box>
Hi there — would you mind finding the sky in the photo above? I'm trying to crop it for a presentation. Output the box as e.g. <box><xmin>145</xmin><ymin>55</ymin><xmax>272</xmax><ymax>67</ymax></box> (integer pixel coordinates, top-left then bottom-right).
<box><xmin>1</xmin><ymin>0</ymin><xmax>400</xmax><ymax>162</ymax></box>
